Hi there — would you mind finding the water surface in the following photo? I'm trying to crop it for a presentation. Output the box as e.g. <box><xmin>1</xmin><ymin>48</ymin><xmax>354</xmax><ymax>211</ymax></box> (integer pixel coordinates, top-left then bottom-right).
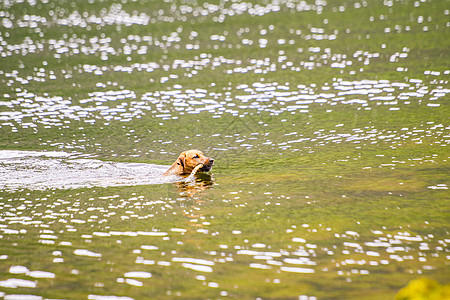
<box><xmin>0</xmin><ymin>0</ymin><xmax>449</xmax><ymax>299</ymax></box>
<box><xmin>0</xmin><ymin>150</ymin><xmax>174</xmax><ymax>190</ymax></box>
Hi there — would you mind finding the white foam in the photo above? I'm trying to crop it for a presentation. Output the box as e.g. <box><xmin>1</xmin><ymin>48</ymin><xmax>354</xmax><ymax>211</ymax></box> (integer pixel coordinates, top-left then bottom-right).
<box><xmin>0</xmin><ymin>150</ymin><xmax>173</xmax><ymax>190</ymax></box>
<box><xmin>74</xmin><ymin>249</ymin><xmax>102</xmax><ymax>258</ymax></box>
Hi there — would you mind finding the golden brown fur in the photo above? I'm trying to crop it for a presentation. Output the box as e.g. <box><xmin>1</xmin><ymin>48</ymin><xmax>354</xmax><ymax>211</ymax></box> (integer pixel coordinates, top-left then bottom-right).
<box><xmin>163</xmin><ymin>150</ymin><xmax>214</xmax><ymax>176</ymax></box>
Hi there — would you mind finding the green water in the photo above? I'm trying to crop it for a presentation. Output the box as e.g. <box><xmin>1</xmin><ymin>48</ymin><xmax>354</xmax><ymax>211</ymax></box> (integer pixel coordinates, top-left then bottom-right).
<box><xmin>0</xmin><ymin>0</ymin><xmax>449</xmax><ymax>299</ymax></box>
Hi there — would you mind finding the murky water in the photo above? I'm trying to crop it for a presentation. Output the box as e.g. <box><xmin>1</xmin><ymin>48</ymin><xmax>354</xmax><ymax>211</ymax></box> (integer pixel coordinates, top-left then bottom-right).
<box><xmin>0</xmin><ymin>0</ymin><xmax>449</xmax><ymax>299</ymax></box>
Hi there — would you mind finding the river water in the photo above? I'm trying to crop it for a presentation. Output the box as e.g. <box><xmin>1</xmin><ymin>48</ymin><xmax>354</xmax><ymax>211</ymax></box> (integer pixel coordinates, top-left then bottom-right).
<box><xmin>0</xmin><ymin>0</ymin><xmax>449</xmax><ymax>299</ymax></box>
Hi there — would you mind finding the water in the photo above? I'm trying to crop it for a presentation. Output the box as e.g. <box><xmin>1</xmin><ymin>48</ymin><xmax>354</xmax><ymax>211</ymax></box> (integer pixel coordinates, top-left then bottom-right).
<box><xmin>0</xmin><ymin>0</ymin><xmax>449</xmax><ymax>299</ymax></box>
<box><xmin>0</xmin><ymin>150</ymin><xmax>180</xmax><ymax>190</ymax></box>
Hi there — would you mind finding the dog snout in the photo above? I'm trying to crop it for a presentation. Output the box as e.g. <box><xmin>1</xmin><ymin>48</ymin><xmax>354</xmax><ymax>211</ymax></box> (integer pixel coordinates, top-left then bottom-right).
<box><xmin>200</xmin><ymin>157</ymin><xmax>214</xmax><ymax>172</ymax></box>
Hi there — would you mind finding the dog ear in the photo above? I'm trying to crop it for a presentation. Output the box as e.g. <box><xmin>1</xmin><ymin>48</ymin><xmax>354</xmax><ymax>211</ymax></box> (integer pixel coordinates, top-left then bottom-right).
<box><xmin>177</xmin><ymin>153</ymin><xmax>186</xmax><ymax>172</ymax></box>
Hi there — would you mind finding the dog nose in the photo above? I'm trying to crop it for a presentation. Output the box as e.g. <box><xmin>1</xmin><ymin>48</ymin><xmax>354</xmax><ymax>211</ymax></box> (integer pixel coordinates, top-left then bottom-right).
<box><xmin>210</xmin><ymin>158</ymin><xmax>214</xmax><ymax>164</ymax></box>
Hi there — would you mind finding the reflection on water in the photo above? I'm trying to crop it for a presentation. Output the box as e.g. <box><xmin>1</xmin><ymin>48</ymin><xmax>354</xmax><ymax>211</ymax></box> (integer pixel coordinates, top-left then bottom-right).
<box><xmin>0</xmin><ymin>180</ymin><xmax>447</xmax><ymax>299</ymax></box>
<box><xmin>0</xmin><ymin>150</ymin><xmax>179</xmax><ymax>190</ymax></box>
<box><xmin>175</xmin><ymin>173</ymin><xmax>215</xmax><ymax>198</ymax></box>
<box><xmin>0</xmin><ymin>0</ymin><xmax>449</xmax><ymax>299</ymax></box>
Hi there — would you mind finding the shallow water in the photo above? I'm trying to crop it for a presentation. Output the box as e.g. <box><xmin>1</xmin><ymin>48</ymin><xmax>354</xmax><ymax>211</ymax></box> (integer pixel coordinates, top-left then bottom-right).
<box><xmin>0</xmin><ymin>0</ymin><xmax>449</xmax><ymax>299</ymax></box>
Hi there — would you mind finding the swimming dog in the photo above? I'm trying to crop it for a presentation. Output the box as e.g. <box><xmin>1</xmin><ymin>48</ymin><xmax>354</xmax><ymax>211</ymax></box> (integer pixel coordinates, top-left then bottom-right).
<box><xmin>163</xmin><ymin>150</ymin><xmax>214</xmax><ymax>176</ymax></box>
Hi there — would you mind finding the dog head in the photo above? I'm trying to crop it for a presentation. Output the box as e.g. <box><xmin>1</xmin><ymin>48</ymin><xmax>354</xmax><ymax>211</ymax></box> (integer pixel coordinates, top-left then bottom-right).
<box><xmin>171</xmin><ymin>150</ymin><xmax>214</xmax><ymax>175</ymax></box>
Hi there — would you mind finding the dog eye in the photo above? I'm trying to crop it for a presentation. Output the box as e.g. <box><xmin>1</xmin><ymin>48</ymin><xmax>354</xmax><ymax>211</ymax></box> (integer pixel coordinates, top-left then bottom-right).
<box><xmin>193</xmin><ymin>154</ymin><xmax>199</xmax><ymax>158</ymax></box>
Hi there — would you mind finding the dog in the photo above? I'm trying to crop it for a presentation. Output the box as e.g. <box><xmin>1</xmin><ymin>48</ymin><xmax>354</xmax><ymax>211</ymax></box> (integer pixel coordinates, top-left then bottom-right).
<box><xmin>163</xmin><ymin>150</ymin><xmax>214</xmax><ymax>176</ymax></box>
